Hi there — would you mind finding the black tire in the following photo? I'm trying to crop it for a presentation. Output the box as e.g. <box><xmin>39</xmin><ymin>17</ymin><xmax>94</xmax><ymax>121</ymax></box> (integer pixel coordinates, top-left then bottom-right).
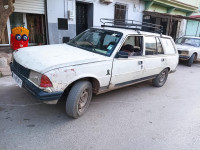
<box><xmin>187</xmin><ymin>53</ymin><xmax>195</xmax><ymax>67</ymax></box>
<box><xmin>66</xmin><ymin>81</ymin><xmax>92</xmax><ymax>119</ymax></box>
<box><xmin>152</xmin><ymin>68</ymin><xmax>169</xmax><ymax>87</ymax></box>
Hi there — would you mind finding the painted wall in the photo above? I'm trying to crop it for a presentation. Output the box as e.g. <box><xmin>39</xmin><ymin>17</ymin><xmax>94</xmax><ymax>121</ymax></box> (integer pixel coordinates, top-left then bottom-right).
<box><xmin>177</xmin><ymin>0</ymin><xmax>200</xmax><ymax>7</ymax></box>
<box><xmin>47</xmin><ymin>0</ymin><xmax>144</xmax><ymax>44</ymax></box>
<box><xmin>93</xmin><ymin>0</ymin><xmax>144</xmax><ymax>26</ymax></box>
<box><xmin>149</xmin><ymin>4</ymin><xmax>187</xmax><ymax>16</ymax></box>
<box><xmin>186</xmin><ymin>20</ymin><xmax>200</xmax><ymax>36</ymax></box>
<box><xmin>47</xmin><ymin>0</ymin><xmax>76</xmax><ymax>44</ymax></box>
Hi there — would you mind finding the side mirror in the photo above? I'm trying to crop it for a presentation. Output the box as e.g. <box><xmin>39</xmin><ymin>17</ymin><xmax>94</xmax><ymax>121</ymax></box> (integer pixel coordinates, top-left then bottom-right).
<box><xmin>116</xmin><ymin>51</ymin><xmax>128</xmax><ymax>58</ymax></box>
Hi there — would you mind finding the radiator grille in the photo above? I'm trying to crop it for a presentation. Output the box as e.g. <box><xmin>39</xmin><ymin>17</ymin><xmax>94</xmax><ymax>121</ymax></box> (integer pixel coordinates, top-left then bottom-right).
<box><xmin>13</xmin><ymin>59</ymin><xmax>30</xmax><ymax>78</ymax></box>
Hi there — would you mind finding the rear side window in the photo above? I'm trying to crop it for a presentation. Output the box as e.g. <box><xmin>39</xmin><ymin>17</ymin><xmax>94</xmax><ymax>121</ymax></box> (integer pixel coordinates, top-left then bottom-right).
<box><xmin>145</xmin><ymin>36</ymin><xmax>164</xmax><ymax>55</ymax></box>
<box><xmin>160</xmin><ymin>38</ymin><xmax>176</xmax><ymax>54</ymax></box>
<box><xmin>145</xmin><ymin>37</ymin><xmax>157</xmax><ymax>55</ymax></box>
<box><xmin>156</xmin><ymin>38</ymin><xmax>164</xmax><ymax>54</ymax></box>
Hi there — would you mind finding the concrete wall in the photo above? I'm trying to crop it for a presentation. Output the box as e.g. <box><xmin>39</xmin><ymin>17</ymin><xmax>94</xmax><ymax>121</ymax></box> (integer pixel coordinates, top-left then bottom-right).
<box><xmin>178</xmin><ymin>19</ymin><xmax>187</xmax><ymax>38</ymax></box>
<box><xmin>47</xmin><ymin>0</ymin><xmax>76</xmax><ymax>44</ymax></box>
<box><xmin>46</xmin><ymin>0</ymin><xmax>144</xmax><ymax>44</ymax></box>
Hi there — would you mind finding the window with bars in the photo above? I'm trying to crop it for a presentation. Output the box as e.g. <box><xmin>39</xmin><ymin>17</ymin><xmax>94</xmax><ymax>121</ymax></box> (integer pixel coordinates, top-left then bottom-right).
<box><xmin>114</xmin><ymin>4</ymin><xmax>127</xmax><ymax>22</ymax></box>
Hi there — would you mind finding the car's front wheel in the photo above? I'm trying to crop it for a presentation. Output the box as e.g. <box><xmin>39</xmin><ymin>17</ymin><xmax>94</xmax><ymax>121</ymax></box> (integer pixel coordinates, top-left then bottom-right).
<box><xmin>66</xmin><ymin>80</ymin><xmax>92</xmax><ymax>119</ymax></box>
<box><xmin>152</xmin><ymin>68</ymin><xmax>169</xmax><ymax>87</ymax></box>
<box><xmin>187</xmin><ymin>53</ymin><xmax>195</xmax><ymax>67</ymax></box>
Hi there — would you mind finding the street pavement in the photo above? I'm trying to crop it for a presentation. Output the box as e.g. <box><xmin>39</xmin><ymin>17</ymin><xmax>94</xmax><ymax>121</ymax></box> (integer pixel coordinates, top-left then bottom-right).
<box><xmin>0</xmin><ymin>62</ymin><xmax>200</xmax><ymax>150</ymax></box>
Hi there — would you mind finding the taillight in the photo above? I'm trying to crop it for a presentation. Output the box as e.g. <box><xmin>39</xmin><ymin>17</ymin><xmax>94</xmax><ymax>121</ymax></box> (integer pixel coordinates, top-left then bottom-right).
<box><xmin>40</xmin><ymin>75</ymin><xmax>52</xmax><ymax>87</ymax></box>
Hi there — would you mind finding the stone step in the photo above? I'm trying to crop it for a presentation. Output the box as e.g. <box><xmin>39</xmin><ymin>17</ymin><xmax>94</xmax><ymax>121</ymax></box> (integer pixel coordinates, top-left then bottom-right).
<box><xmin>0</xmin><ymin>67</ymin><xmax>12</xmax><ymax>76</ymax></box>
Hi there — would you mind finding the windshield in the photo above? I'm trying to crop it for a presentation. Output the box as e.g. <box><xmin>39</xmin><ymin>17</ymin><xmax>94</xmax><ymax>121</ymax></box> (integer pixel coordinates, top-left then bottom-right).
<box><xmin>67</xmin><ymin>28</ymin><xmax>123</xmax><ymax>56</ymax></box>
<box><xmin>176</xmin><ymin>37</ymin><xmax>200</xmax><ymax>47</ymax></box>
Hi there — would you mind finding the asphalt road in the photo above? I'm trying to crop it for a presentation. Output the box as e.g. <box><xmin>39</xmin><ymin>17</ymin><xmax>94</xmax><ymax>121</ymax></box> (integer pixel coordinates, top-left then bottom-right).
<box><xmin>1</xmin><ymin>62</ymin><xmax>200</xmax><ymax>150</ymax></box>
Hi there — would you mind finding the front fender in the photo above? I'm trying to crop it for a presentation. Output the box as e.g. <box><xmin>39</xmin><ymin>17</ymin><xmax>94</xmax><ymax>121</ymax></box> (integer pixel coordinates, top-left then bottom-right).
<box><xmin>45</xmin><ymin>68</ymin><xmax>103</xmax><ymax>92</ymax></box>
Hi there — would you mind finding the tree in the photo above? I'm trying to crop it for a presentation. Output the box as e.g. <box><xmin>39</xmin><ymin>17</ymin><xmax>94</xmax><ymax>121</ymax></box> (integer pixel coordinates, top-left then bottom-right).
<box><xmin>0</xmin><ymin>0</ymin><xmax>15</xmax><ymax>43</ymax></box>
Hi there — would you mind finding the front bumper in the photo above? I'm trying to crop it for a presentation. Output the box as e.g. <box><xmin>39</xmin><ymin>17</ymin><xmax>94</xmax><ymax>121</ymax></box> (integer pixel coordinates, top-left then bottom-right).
<box><xmin>179</xmin><ymin>55</ymin><xmax>190</xmax><ymax>60</ymax></box>
<box><xmin>10</xmin><ymin>62</ymin><xmax>63</xmax><ymax>102</ymax></box>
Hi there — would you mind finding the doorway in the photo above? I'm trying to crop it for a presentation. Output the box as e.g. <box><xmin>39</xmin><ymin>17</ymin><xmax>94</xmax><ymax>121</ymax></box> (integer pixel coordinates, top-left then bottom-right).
<box><xmin>76</xmin><ymin>2</ymin><xmax>93</xmax><ymax>35</ymax></box>
<box><xmin>169</xmin><ymin>20</ymin><xmax>180</xmax><ymax>40</ymax></box>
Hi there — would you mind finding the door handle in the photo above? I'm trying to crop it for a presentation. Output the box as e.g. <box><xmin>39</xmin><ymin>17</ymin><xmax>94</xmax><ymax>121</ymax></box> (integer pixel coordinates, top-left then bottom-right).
<box><xmin>161</xmin><ymin>58</ymin><xmax>165</xmax><ymax>62</ymax></box>
<box><xmin>138</xmin><ymin>61</ymin><xmax>143</xmax><ymax>65</ymax></box>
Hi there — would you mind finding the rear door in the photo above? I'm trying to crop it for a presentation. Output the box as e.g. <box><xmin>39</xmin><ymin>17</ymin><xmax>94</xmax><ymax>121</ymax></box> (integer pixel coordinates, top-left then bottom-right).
<box><xmin>160</xmin><ymin>38</ymin><xmax>178</xmax><ymax>70</ymax></box>
<box><xmin>143</xmin><ymin>36</ymin><xmax>166</xmax><ymax>77</ymax></box>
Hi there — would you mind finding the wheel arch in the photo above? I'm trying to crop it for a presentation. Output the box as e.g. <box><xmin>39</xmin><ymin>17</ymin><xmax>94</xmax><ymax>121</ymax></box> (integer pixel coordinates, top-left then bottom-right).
<box><xmin>63</xmin><ymin>77</ymin><xmax>100</xmax><ymax>96</ymax></box>
<box><xmin>166</xmin><ymin>67</ymin><xmax>170</xmax><ymax>72</ymax></box>
<box><xmin>193</xmin><ymin>52</ymin><xmax>198</xmax><ymax>61</ymax></box>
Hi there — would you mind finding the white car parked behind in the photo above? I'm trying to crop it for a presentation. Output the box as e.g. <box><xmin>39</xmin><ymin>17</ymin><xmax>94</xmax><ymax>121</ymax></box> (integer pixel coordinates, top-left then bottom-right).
<box><xmin>176</xmin><ymin>36</ymin><xmax>200</xmax><ymax>66</ymax></box>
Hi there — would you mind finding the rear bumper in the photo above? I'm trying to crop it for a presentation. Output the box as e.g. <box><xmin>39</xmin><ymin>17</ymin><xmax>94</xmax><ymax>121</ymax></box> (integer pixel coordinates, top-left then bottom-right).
<box><xmin>10</xmin><ymin>62</ymin><xmax>63</xmax><ymax>102</ymax></box>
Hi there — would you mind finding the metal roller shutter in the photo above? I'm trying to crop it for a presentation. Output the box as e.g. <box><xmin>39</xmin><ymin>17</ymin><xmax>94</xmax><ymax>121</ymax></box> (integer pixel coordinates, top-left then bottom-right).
<box><xmin>14</xmin><ymin>0</ymin><xmax>45</xmax><ymax>14</ymax></box>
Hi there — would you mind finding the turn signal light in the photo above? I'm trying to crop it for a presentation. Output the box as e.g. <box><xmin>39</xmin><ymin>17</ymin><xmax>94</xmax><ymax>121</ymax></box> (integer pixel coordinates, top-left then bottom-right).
<box><xmin>40</xmin><ymin>75</ymin><xmax>53</xmax><ymax>87</ymax></box>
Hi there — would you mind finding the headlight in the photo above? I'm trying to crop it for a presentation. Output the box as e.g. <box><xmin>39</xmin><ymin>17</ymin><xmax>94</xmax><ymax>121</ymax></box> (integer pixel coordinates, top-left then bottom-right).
<box><xmin>29</xmin><ymin>71</ymin><xmax>42</xmax><ymax>86</ymax></box>
<box><xmin>180</xmin><ymin>50</ymin><xmax>189</xmax><ymax>55</ymax></box>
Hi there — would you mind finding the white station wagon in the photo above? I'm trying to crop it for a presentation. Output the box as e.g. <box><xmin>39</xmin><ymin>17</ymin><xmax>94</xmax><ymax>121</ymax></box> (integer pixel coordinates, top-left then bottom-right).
<box><xmin>176</xmin><ymin>36</ymin><xmax>200</xmax><ymax>66</ymax></box>
<box><xmin>10</xmin><ymin>19</ymin><xmax>179</xmax><ymax>118</ymax></box>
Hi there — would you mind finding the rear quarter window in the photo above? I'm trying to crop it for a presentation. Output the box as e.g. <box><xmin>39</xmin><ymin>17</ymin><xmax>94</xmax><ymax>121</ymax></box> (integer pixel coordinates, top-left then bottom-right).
<box><xmin>161</xmin><ymin>38</ymin><xmax>176</xmax><ymax>54</ymax></box>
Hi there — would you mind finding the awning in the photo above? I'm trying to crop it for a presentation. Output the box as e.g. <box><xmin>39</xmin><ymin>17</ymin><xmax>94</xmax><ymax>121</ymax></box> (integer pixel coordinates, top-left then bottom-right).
<box><xmin>143</xmin><ymin>11</ymin><xmax>200</xmax><ymax>21</ymax></box>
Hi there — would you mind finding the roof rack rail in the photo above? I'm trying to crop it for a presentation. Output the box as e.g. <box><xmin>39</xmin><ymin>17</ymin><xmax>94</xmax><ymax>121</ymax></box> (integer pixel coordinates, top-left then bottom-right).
<box><xmin>100</xmin><ymin>18</ymin><xmax>163</xmax><ymax>34</ymax></box>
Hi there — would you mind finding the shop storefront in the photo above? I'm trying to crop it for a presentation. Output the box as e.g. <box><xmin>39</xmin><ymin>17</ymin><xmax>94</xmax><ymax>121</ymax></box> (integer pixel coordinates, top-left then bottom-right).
<box><xmin>142</xmin><ymin>0</ymin><xmax>199</xmax><ymax>40</ymax></box>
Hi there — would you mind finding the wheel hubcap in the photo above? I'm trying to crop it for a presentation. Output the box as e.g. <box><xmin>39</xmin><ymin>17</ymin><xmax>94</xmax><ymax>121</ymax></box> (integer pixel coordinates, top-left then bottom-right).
<box><xmin>78</xmin><ymin>89</ymin><xmax>89</xmax><ymax>113</ymax></box>
<box><xmin>159</xmin><ymin>71</ymin><xmax>166</xmax><ymax>83</ymax></box>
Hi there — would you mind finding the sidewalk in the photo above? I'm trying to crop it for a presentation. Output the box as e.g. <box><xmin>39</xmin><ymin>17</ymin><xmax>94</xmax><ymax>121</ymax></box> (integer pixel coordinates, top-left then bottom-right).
<box><xmin>0</xmin><ymin>47</ymin><xmax>12</xmax><ymax>77</ymax></box>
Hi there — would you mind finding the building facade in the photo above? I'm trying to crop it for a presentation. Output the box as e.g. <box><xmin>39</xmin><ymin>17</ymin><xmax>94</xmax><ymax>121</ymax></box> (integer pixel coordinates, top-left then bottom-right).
<box><xmin>142</xmin><ymin>0</ymin><xmax>200</xmax><ymax>40</ymax></box>
<box><xmin>1</xmin><ymin>0</ymin><xmax>200</xmax><ymax>76</ymax></box>
<box><xmin>46</xmin><ymin>0</ymin><xmax>145</xmax><ymax>44</ymax></box>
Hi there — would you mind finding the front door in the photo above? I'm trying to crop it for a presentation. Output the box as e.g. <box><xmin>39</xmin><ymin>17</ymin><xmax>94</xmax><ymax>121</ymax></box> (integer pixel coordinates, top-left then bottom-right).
<box><xmin>110</xmin><ymin>36</ymin><xmax>145</xmax><ymax>87</ymax></box>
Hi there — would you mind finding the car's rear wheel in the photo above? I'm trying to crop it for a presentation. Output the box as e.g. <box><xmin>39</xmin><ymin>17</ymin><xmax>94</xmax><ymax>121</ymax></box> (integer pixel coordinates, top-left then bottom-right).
<box><xmin>187</xmin><ymin>53</ymin><xmax>195</xmax><ymax>67</ymax></box>
<box><xmin>66</xmin><ymin>81</ymin><xmax>92</xmax><ymax>119</ymax></box>
<box><xmin>152</xmin><ymin>68</ymin><xmax>169</xmax><ymax>87</ymax></box>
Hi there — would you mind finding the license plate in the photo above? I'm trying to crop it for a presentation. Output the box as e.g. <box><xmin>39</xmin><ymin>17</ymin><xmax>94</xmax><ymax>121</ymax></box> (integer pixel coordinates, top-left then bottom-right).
<box><xmin>12</xmin><ymin>72</ymin><xmax>22</xmax><ymax>88</ymax></box>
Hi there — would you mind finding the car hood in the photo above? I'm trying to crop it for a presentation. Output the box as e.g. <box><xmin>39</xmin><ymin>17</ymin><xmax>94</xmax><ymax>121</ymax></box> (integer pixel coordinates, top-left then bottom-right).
<box><xmin>176</xmin><ymin>44</ymin><xmax>197</xmax><ymax>51</ymax></box>
<box><xmin>13</xmin><ymin>44</ymin><xmax>109</xmax><ymax>73</ymax></box>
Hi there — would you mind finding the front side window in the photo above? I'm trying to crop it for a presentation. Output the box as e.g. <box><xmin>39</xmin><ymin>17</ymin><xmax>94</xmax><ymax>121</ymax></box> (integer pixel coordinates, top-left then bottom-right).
<box><xmin>176</xmin><ymin>37</ymin><xmax>200</xmax><ymax>47</ymax></box>
<box><xmin>68</xmin><ymin>29</ymin><xmax>122</xmax><ymax>56</ymax></box>
<box><xmin>120</xmin><ymin>36</ymin><xmax>143</xmax><ymax>57</ymax></box>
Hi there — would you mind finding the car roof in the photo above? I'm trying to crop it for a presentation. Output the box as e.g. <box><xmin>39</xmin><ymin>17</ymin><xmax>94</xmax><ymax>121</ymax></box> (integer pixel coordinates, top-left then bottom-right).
<box><xmin>92</xmin><ymin>26</ymin><xmax>171</xmax><ymax>38</ymax></box>
<box><xmin>181</xmin><ymin>36</ymin><xmax>200</xmax><ymax>39</ymax></box>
